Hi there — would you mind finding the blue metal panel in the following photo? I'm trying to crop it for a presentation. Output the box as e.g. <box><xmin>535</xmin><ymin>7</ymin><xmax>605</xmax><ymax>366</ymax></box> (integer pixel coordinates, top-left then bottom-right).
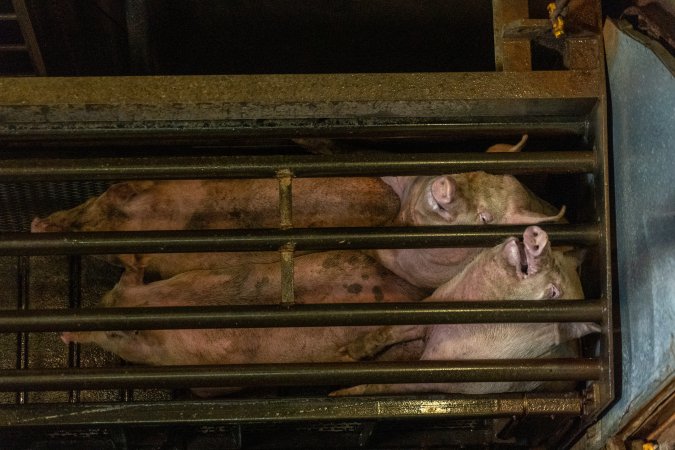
<box><xmin>584</xmin><ymin>19</ymin><xmax>675</xmax><ymax>447</ymax></box>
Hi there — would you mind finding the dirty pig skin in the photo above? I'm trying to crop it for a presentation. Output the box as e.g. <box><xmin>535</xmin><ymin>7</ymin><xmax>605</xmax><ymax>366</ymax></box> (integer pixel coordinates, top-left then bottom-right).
<box><xmin>332</xmin><ymin>225</ymin><xmax>599</xmax><ymax>396</ymax></box>
<box><xmin>61</xmin><ymin>227</ymin><xmax>597</xmax><ymax>395</ymax></box>
<box><xmin>31</xmin><ymin>176</ymin><xmax>400</xmax><ymax>276</ymax></box>
<box><xmin>32</xmin><ymin>135</ymin><xmax>565</xmax><ymax>284</ymax></box>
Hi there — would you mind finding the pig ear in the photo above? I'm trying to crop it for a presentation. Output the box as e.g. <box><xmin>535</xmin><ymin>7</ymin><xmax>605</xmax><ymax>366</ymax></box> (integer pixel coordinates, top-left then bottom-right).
<box><xmin>563</xmin><ymin>248</ymin><xmax>588</xmax><ymax>268</ymax></box>
<box><xmin>486</xmin><ymin>134</ymin><xmax>528</xmax><ymax>153</ymax></box>
<box><xmin>560</xmin><ymin>323</ymin><xmax>601</xmax><ymax>341</ymax></box>
<box><xmin>106</xmin><ymin>181</ymin><xmax>153</xmax><ymax>205</ymax></box>
<box><xmin>508</xmin><ymin>205</ymin><xmax>566</xmax><ymax>225</ymax></box>
<box><xmin>381</xmin><ymin>176</ymin><xmax>415</xmax><ymax>198</ymax></box>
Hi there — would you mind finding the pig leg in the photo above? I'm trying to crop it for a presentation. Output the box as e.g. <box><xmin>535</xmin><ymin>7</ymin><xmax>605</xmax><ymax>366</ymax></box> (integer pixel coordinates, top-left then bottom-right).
<box><xmin>330</xmin><ymin>383</ymin><xmax>440</xmax><ymax>397</ymax></box>
<box><xmin>340</xmin><ymin>325</ymin><xmax>427</xmax><ymax>360</ymax></box>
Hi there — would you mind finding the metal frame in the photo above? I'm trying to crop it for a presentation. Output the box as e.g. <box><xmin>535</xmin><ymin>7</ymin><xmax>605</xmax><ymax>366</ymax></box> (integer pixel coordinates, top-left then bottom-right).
<box><xmin>0</xmin><ymin>1</ymin><xmax>613</xmax><ymax>446</ymax></box>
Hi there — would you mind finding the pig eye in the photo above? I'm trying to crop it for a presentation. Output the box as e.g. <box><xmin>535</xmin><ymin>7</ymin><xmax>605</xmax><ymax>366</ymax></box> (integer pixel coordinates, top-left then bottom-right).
<box><xmin>478</xmin><ymin>211</ymin><xmax>493</xmax><ymax>224</ymax></box>
<box><xmin>545</xmin><ymin>284</ymin><xmax>562</xmax><ymax>299</ymax></box>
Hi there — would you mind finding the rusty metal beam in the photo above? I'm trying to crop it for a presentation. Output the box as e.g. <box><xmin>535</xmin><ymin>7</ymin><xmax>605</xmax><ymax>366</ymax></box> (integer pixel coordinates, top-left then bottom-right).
<box><xmin>0</xmin><ymin>71</ymin><xmax>600</xmax><ymax>144</ymax></box>
<box><xmin>0</xmin><ymin>300</ymin><xmax>605</xmax><ymax>332</ymax></box>
<box><xmin>0</xmin><ymin>393</ymin><xmax>586</xmax><ymax>426</ymax></box>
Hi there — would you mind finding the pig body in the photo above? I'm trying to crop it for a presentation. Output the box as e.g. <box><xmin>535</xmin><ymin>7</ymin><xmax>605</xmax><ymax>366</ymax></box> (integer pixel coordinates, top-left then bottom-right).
<box><xmin>33</xmin><ymin>136</ymin><xmax>565</xmax><ymax>284</ymax></box>
<box><xmin>332</xmin><ymin>226</ymin><xmax>598</xmax><ymax>396</ymax></box>
<box><xmin>31</xmin><ymin>178</ymin><xmax>400</xmax><ymax>275</ymax></box>
<box><xmin>32</xmin><ymin>178</ymin><xmax>399</xmax><ymax>232</ymax></box>
<box><xmin>63</xmin><ymin>227</ymin><xmax>597</xmax><ymax>395</ymax></box>
<box><xmin>62</xmin><ymin>250</ymin><xmax>430</xmax><ymax>367</ymax></box>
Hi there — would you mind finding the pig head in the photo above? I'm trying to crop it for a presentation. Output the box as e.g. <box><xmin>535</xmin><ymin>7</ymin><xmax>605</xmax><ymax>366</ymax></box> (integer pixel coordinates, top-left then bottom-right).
<box><xmin>333</xmin><ymin>226</ymin><xmax>599</xmax><ymax>396</ymax></box>
<box><xmin>375</xmin><ymin>136</ymin><xmax>566</xmax><ymax>288</ymax></box>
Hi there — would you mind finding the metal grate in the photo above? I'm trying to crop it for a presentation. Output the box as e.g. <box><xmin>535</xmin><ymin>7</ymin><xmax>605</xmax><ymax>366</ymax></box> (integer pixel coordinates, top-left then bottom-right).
<box><xmin>0</xmin><ymin>1</ymin><xmax>613</xmax><ymax>448</ymax></box>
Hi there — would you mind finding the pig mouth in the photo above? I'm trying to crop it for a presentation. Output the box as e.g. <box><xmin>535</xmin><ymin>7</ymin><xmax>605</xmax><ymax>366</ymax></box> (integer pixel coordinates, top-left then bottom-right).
<box><xmin>504</xmin><ymin>237</ymin><xmax>530</xmax><ymax>279</ymax></box>
<box><xmin>515</xmin><ymin>240</ymin><xmax>529</xmax><ymax>278</ymax></box>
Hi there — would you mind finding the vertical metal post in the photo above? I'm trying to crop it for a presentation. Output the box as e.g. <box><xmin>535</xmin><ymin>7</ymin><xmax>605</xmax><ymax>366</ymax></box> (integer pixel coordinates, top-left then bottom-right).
<box><xmin>67</xmin><ymin>256</ymin><xmax>81</xmax><ymax>404</ymax></box>
<box><xmin>492</xmin><ymin>0</ymin><xmax>532</xmax><ymax>71</ymax></box>
<box><xmin>15</xmin><ymin>256</ymin><xmax>29</xmax><ymax>404</ymax></box>
<box><xmin>277</xmin><ymin>169</ymin><xmax>295</xmax><ymax>305</ymax></box>
<box><xmin>11</xmin><ymin>0</ymin><xmax>46</xmax><ymax>75</ymax></box>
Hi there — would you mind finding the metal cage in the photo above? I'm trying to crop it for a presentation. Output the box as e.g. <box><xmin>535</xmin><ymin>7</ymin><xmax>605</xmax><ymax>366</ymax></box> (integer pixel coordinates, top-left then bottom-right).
<box><xmin>0</xmin><ymin>1</ymin><xmax>614</xmax><ymax>448</ymax></box>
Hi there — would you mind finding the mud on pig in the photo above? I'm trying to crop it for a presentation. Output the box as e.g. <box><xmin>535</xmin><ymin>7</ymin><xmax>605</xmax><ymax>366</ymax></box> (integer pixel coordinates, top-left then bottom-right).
<box><xmin>32</xmin><ymin>136</ymin><xmax>566</xmax><ymax>284</ymax></box>
<box><xmin>61</xmin><ymin>227</ymin><xmax>597</xmax><ymax>396</ymax></box>
<box><xmin>333</xmin><ymin>225</ymin><xmax>599</xmax><ymax>396</ymax></box>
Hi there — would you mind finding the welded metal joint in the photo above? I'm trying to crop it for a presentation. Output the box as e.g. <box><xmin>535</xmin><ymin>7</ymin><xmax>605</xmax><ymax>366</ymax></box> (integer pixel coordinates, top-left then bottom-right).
<box><xmin>582</xmin><ymin>382</ymin><xmax>601</xmax><ymax>416</ymax></box>
<box><xmin>280</xmin><ymin>242</ymin><xmax>295</xmax><ymax>306</ymax></box>
<box><xmin>277</xmin><ymin>168</ymin><xmax>293</xmax><ymax>229</ymax></box>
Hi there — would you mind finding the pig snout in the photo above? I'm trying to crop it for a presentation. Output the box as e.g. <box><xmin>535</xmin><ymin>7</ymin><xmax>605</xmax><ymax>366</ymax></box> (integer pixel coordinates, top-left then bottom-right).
<box><xmin>523</xmin><ymin>226</ymin><xmax>550</xmax><ymax>276</ymax></box>
<box><xmin>523</xmin><ymin>226</ymin><xmax>548</xmax><ymax>258</ymax></box>
<box><xmin>502</xmin><ymin>226</ymin><xmax>551</xmax><ymax>279</ymax></box>
<box><xmin>431</xmin><ymin>177</ymin><xmax>455</xmax><ymax>208</ymax></box>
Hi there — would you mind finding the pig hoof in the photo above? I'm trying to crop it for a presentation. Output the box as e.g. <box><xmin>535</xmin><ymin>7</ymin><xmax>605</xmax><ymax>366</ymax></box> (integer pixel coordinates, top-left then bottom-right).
<box><xmin>337</xmin><ymin>353</ymin><xmax>357</xmax><ymax>363</ymax></box>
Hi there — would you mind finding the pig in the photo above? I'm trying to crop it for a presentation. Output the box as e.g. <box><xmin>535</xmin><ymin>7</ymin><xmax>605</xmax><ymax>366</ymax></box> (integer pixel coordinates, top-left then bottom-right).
<box><xmin>61</xmin><ymin>250</ymin><xmax>430</xmax><ymax>370</ymax></box>
<box><xmin>373</xmin><ymin>170</ymin><xmax>565</xmax><ymax>288</ymax></box>
<box><xmin>296</xmin><ymin>135</ymin><xmax>567</xmax><ymax>288</ymax></box>
<box><xmin>331</xmin><ymin>225</ymin><xmax>599</xmax><ymax>396</ymax></box>
<box><xmin>30</xmin><ymin>178</ymin><xmax>399</xmax><ymax>232</ymax></box>
<box><xmin>32</xmin><ymin>135</ymin><xmax>565</xmax><ymax>284</ymax></box>
<box><xmin>31</xmin><ymin>177</ymin><xmax>401</xmax><ymax>275</ymax></box>
<box><xmin>61</xmin><ymin>227</ymin><xmax>597</xmax><ymax>396</ymax></box>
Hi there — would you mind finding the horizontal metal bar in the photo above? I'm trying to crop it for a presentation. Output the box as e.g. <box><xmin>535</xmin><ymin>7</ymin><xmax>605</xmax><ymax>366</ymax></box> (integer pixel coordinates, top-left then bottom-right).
<box><xmin>0</xmin><ymin>72</ymin><xmax>599</xmax><ymax>106</ymax></box>
<box><xmin>0</xmin><ymin>151</ymin><xmax>595</xmax><ymax>181</ymax></box>
<box><xmin>0</xmin><ymin>359</ymin><xmax>601</xmax><ymax>391</ymax></box>
<box><xmin>0</xmin><ymin>120</ymin><xmax>590</xmax><ymax>145</ymax></box>
<box><xmin>0</xmin><ymin>13</ymin><xmax>18</xmax><ymax>20</ymax></box>
<box><xmin>0</xmin><ymin>44</ymin><xmax>27</xmax><ymax>52</ymax></box>
<box><xmin>0</xmin><ymin>224</ymin><xmax>600</xmax><ymax>255</ymax></box>
<box><xmin>0</xmin><ymin>393</ymin><xmax>585</xmax><ymax>426</ymax></box>
<box><xmin>0</xmin><ymin>301</ymin><xmax>605</xmax><ymax>332</ymax></box>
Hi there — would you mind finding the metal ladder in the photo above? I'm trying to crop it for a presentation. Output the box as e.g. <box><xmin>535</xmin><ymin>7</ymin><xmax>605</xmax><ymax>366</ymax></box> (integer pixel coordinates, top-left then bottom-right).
<box><xmin>0</xmin><ymin>0</ymin><xmax>45</xmax><ymax>75</ymax></box>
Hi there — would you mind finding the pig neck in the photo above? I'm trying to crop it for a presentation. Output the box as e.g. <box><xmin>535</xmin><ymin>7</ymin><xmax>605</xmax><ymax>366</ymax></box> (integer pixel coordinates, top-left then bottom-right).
<box><xmin>373</xmin><ymin>247</ymin><xmax>483</xmax><ymax>289</ymax></box>
<box><xmin>427</xmin><ymin>249</ymin><xmax>503</xmax><ymax>301</ymax></box>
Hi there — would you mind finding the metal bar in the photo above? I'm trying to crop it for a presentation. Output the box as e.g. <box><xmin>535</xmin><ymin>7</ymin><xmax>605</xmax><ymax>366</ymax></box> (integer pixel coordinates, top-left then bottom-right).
<box><xmin>0</xmin><ymin>44</ymin><xmax>27</xmax><ymax>52</ymax></box>
<box><xmin>493</xmin><ymin>0</ymin><xmax>532</xmax><ymax>71</ymax></box>
<box><xmin>277</xmin><ymin>170</ymin><xmax>296</xmax><ymax>305</ymax></box>
<box><xmin>0</xmin><ymin>71</ymin><xmax>600</xmax><ymax>106</ymax></box>
<box><xmin>0</xmin><ymin>13</ymin><xmax>18</xmax><ymax>20</ymax></box>
<box><xmin>0</xmin><ymin>120</ymin><xmax>591</xmax><ymax>145</ymax></box>
<box><xmin>0</xmin><ymin>393</ymin><xmax>585</xmax><ymax>426</ymax></box>
<box><xmin>67</xmin><ymin>256</ymin><xmax>81</xmax><ymax>403</ymax></box>
<box><xmin>14</xmin><ymin>256</ymin><xmax>29</xmax><ymax>404</ymax></box>
<box><xmin>280</xmin><ymin>243</ymin><xmax>295</xmax><ymax>305</ymax></box>
<box><xmin>0</xmin><ymin>152</ymin><xmax>595</xmax><ymax>181</ymax></box>
<box><xmin>11</xmin><ymin>0</ymin><xmax>46</xmax><ymax>75</ymax></box>
<box><xmin>0</xmin><ymin>300</ymin><xmax>605</xmax><ymax>332</ymax></box>
<box><xmin>0</xmin><ymin>224</ymin><xmax>600</xmax><ymax>255</ymax></box>
<box><xmin>277</xmin><ymin>169</ymin><xmax>293</xmax><ymax>229</ymax></box>
<box><xmin>0</xmin><ymin>359</ymin><xmax>602</xmax><ymax>391</ymax></box>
